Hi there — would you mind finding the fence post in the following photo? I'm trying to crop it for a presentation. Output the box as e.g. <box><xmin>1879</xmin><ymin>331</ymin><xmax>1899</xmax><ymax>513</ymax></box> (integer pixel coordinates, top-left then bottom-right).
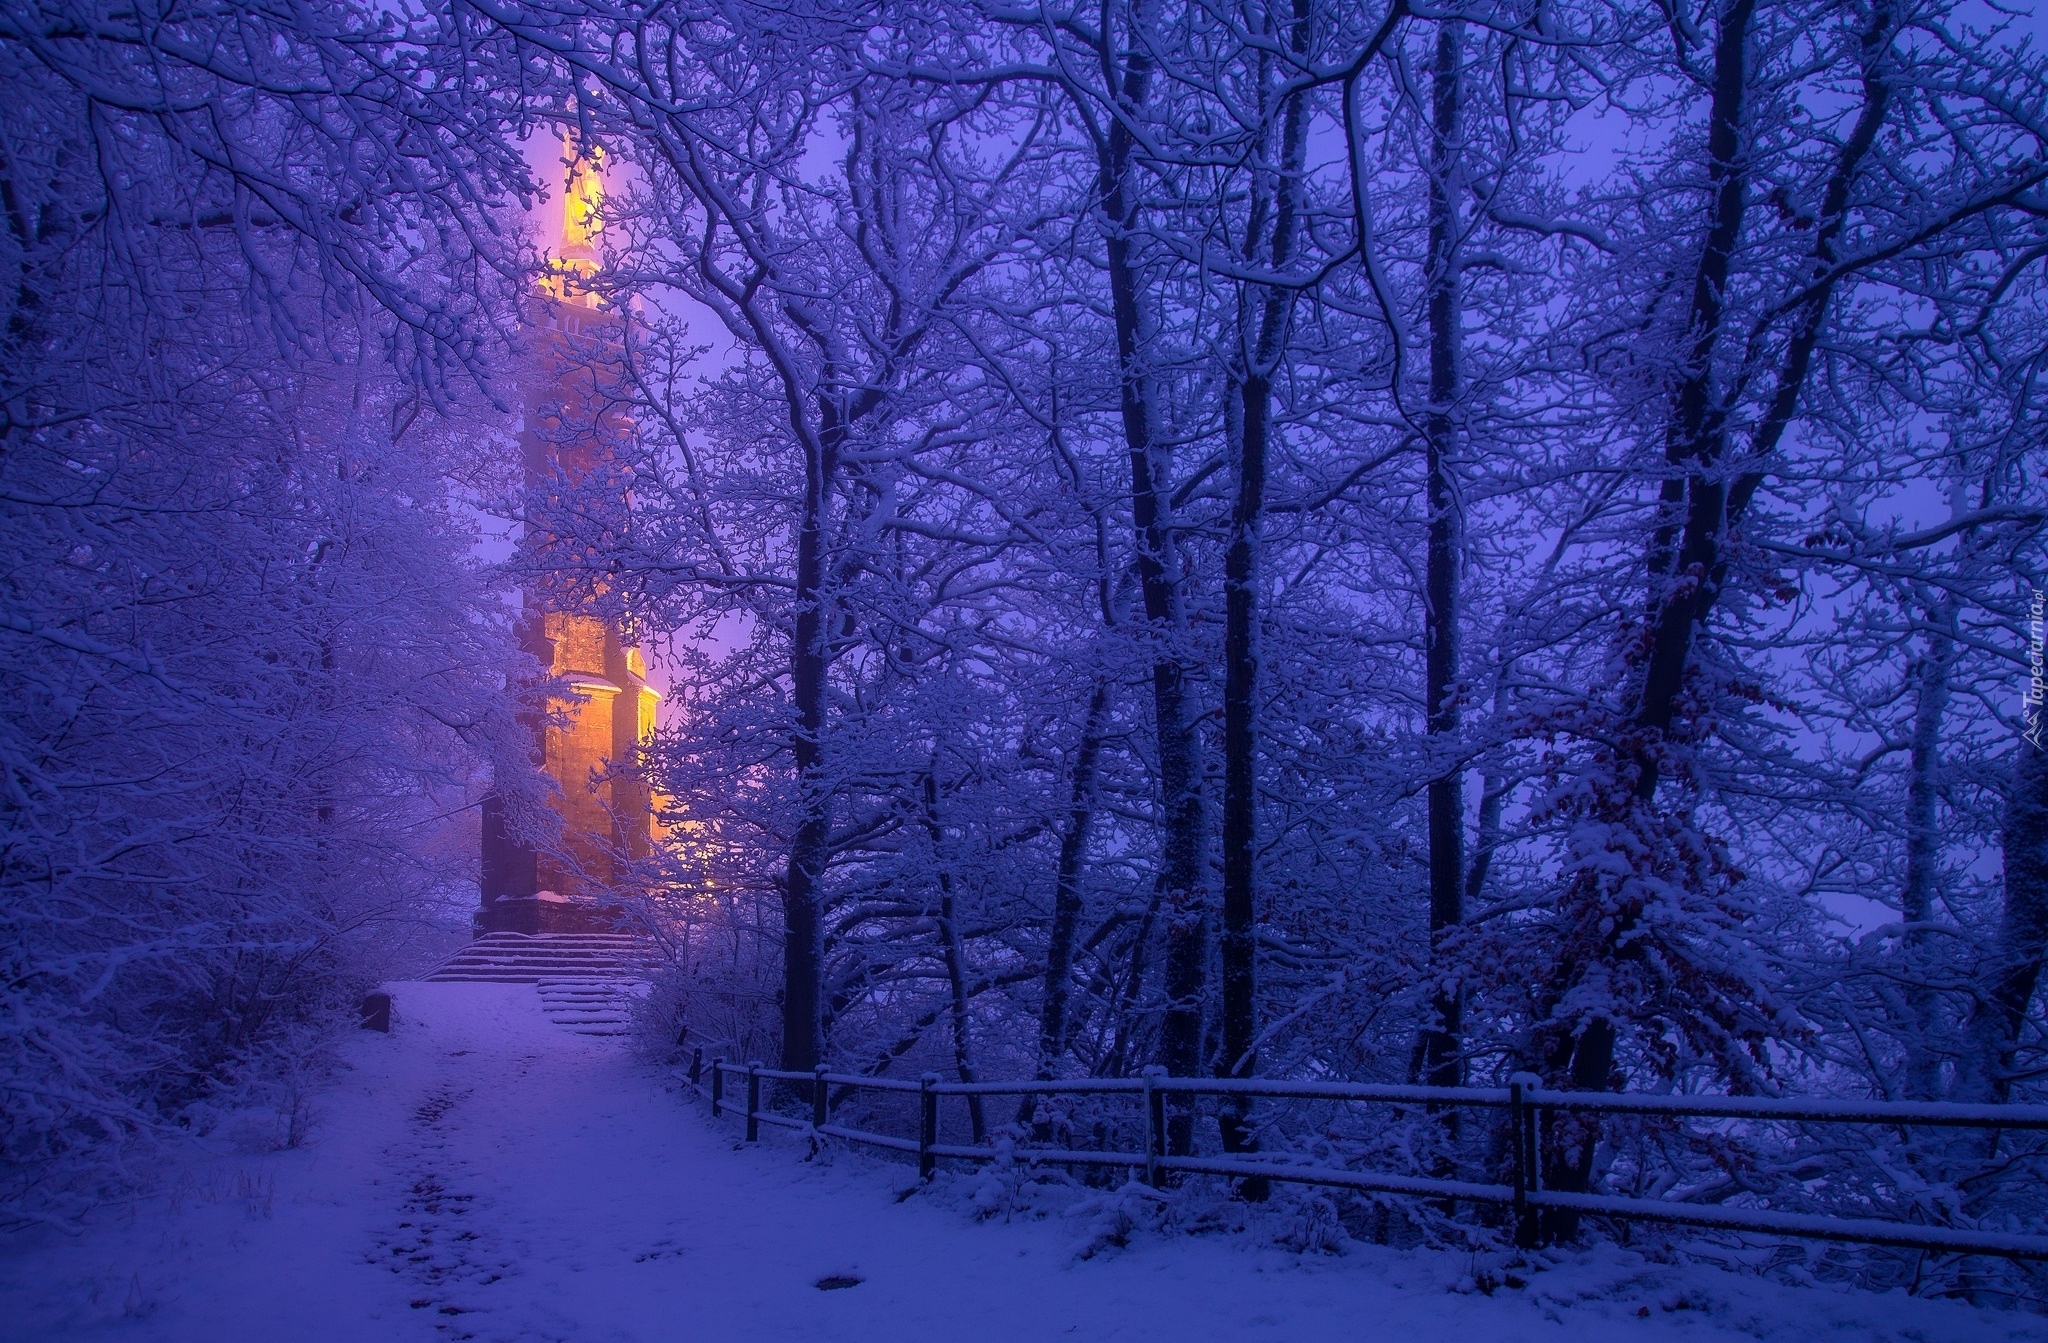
<box><xmin>813</xmin><ymin>1065</ymin><xmax>830</xmax><ymax>1131</ymax></box>
<box><xmin>1143</xmin><ymin>1067</ymin><xmax>1166</xmax><ymax>1188</ymax></box>
<box><xmin>711</xmin><ymin>1058</ymin><xmax>724</xmax><ymax>1117</ymax></box>
<box><xmin>746</xmin><ymin>1062</ymin><xmax>762</xmax><ymax>1143</ymax></box>
<box><xmin>690</xmin><ymin>1046</ymin><xmax>703</xmax><ymax>1088</ymax></box>
<box><xmin>919</xmin><ymin>1073</ymin><xmax>939</xmax><ymax>1181</ymax></box>
<box><xmin>1509</xmin><ymin>1071</ymin><xmax>1540</xmax><ymax>1249</ymax></box>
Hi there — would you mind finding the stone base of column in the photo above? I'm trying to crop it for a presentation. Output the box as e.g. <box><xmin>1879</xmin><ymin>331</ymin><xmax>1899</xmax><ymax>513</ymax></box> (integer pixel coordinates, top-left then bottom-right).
<box><xmin>474</xmin><ymin>891</ymin><xmax>627</xmax><ymax>936</ymax></box>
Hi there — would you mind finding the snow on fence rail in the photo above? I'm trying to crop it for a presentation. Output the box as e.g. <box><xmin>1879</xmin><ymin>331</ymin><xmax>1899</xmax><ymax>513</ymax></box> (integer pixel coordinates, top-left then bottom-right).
<box><xmin>676</xmin><ymin>1042</ymin><xmax>2048</xmax><ymax>1261</ymax></box>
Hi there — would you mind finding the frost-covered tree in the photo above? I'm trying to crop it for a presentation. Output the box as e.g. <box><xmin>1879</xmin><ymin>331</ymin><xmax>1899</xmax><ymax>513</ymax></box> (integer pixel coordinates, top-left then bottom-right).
<box><xmin>0</xmin><ymin>0</ymin><xmax>534</xmax><ymax>1209</ymax></box>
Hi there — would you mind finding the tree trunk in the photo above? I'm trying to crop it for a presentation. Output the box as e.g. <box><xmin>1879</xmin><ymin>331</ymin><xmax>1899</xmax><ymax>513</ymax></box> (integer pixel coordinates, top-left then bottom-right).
<box><xmin>923</xmin><ymin>770</ymin><xmax>986</xmax><ymax>1141</ymax></box>
<box><xmin>1961</xmin><ymin>721</ymin><xmax>2048</xmax><ymax>1103</ymax></box>
<box><xmin>1556</xmin><ymin>3</ymin><xmax>1896</xmax><ymax>1136</ymax></box>
<box><xmin>1630</xmin><ymin>0</ymin><xmax>1759</xmax><ymax>792</ymax></box>
<box><xmin>1038</xmin><ymin>678</ymin><xmax>1110</xmax><ymax>1080</ymax></box>
<box><xmin>1219</xmin><ymin>360</ymin><xmax>1265</xmax><ymax>1137</ymax></box>
<box><xmin>1635</xmin><ymin>0</ymin><xmax>1890</xmax><ymax>792</ymax></box>
<box><xmin>1417</xmin><ymin>16</ymin><xmax>1466</xmax><ymax>1095</ymax></box>
<box><xmin>1098</xmin><ymin>35</ymin><xmax>1208</xmax><ymax>1141</ymax></box>
<box><xmin>1217</xmin><ymin>0</ymin><xmax>1312</xmax><ymax>1181</ymax></box>
<box><xmin>1465</xmin><ymin>770</ymin><xmax>1504</xmax><ymax>905</ymax></box>
<box><xmin>1901</xmin><ymin>626</ymin><xmax>1952</xmax><ymax>1099</ymax></box>
<box><xmin>1542</xmin><ymin>2</ymin><xmax>1899</xmax><ymax>1233</ymax></box>
<box><xmin>780</xmin><ymin>403</ymin><xmax>836</xmax><ymax>1073</ymax></box>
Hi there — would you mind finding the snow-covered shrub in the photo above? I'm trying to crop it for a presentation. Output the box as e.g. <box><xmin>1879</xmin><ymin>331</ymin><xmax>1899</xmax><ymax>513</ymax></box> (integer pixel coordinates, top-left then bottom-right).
<box><xmin>627</xmin><ymin>881</ymin><xmax>787</xmax><ymax>1072</ymax></box>
<box><xmin>1062</xmin><ymin>1182</ymin><xmax>1169</xmax><ymax>1260</ymax></box>
<box><xmin>1265</xmin><ymin>1187</ymin><xmax>1351</xmax><ymax>1256</ymax></box>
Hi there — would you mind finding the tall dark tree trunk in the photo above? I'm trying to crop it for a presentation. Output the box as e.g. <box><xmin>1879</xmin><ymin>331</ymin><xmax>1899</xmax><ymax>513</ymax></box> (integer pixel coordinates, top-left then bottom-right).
<box><xmin>923</xmin><ymin>770</ymin><xmax>986</xmax><ymax>1141</ymax></box>
<box><xmin>1217</xmin><ymin>0</ymin><xmax>1312</xmax><ymax>1183</ymax></box>
<box><xmin>1630</xmin><ymin>0</ymin><xmax>1759</xmax><ymax>790</ymax></box>
<box><xmin>1416</xmin><ymin>16</ymin><xmax>1466</xmax><ymax>1095</ymax></box>
<box><xmin>1219</xmin><ymin>362</ymin><xmax>1266</xmax><ymax>1139</ymax></box>
<box><xmin>1098</xmin><ymin>31</ymin><xmax>1208</xmax><ymax>1144</ymax></box>
<box><xmin>1901</xmin><ymin>626</ymin><xmax>1952</xmax><ymax>1100</ymax></box>
<box><xmin>1038</xmin><ymin>678</ymin><xmax>1110</xmax><ymax>1080</ymax></box>
<box><xmin>1962</xmin><ymin>721</ymin><xmax>2048</xmax><ymax>1104</ymax></box>
<box><xmin>1024</xmin><ymin>678</ymin><xmax>1111</xmax><ymax>1130</ymax></box>
<box><xmin>780</xmin><ymin>403</ymin><xmax>837</xmax><ymax>1073</ymax></box>
<box><xmin>1634</xmin><ymin>0</ymin><xmax>1891</xmax><ymax>793</ymax></box>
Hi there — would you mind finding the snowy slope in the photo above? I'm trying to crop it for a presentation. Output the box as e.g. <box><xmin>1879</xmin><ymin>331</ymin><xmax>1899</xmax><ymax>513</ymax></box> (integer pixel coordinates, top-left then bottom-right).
<box><xmin>2</xmin><ymin>981</ymin><xmax>2041</xmax><ymax>1343</ymax></box>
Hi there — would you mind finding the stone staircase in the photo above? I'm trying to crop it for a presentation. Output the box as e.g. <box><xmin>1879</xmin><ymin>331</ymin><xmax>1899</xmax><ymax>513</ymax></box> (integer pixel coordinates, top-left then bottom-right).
<box><xmin>535</xmin><ymin>980</ymin><xmax>639</xmax><ymax>1037</ymax></box>
<box><xmin>425</xmin><ymin>932</ymin><xmax>649</xmax><ymax>1038</ymax></box>
<box><xmin>424</xmin><ymin>932</ymin><xmax>646</xmax><ymax>984</ymax></box>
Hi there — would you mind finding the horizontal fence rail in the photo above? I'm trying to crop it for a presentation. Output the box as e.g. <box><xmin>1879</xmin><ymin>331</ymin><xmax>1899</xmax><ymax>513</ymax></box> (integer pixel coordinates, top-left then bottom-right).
<box><xmin>678</xmin><ymin>1042</ymin><xmax>2048</xmax><ymax>1262</ymax></box>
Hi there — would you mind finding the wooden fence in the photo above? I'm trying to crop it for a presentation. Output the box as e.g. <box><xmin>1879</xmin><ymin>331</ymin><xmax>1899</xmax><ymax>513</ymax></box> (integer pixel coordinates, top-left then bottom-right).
<box><xmin>681</xmin><ymin>1047</ymin><xmax>2048</xmax><ymax>1261</ymax></box>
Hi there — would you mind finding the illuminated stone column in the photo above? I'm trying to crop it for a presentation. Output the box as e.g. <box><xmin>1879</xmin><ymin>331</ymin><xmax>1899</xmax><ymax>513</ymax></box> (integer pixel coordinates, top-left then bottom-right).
<box><xmin>477</xmin><ymin>140</ymin><xmax>657</xmax><ymax>935</ymax></box>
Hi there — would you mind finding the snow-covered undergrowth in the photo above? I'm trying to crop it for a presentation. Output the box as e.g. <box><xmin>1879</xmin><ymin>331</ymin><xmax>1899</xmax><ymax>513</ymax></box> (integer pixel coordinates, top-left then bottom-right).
<box><xmin>744</xmin><ymin>1119</ymin><xmax>2048</xmax><ymax>1343</ymax></box>
<box><xmin>2</xmin><ymin>979</ymin><xmax>2037</xmax><ymax>1343</ymax></box>
<box><xmin>872</xmin><ymin>1139</ymin><xmax>2048</xmax><ymax>1321</ymax></box>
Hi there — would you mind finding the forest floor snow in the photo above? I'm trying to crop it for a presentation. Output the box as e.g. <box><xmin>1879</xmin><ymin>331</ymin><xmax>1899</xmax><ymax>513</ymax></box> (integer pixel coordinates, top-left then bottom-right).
<box><xmin>3</xmin><ymin>981</ymin><xmax>2043</xmax><ymax>1343</ymax></box>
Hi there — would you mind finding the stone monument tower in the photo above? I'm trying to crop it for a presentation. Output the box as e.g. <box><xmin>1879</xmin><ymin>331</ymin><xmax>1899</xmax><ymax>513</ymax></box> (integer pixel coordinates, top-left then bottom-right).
<box><xmin>477</xmin><ymin>146</ymin><xmax>658</xmax><ymax>935</ymax></box>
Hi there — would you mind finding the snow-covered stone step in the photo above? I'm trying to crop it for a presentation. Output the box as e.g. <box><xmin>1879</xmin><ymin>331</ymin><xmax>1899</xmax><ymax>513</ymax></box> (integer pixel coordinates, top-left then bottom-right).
<box><xmin>442</xmin><ymin>937</ymin><xmax>634</xmax><ymax>949</ymax></box>
<box><xmin>535</xmin><ymin>973</ymin><xmax>644</xmax><ymax>1038</ymax></box>
<box><xmin>425</xmin><ymin>932</ymin><xmax>653</xmax><ymax>985</ymax></box>
<box><xmin>420</xmin><ymin>936</ymin><xmax>649</xmax><ymax>1038</ymax></box>
<box><xmin>430</xmin><ymin>975</ymin><xmax>622</xmax><ymax>985</ymax></box>
<box><xmin>436</xmin><ymin>966</ymin><xmax>627</xmax><ymax>975</ymax></box>
<box><xmin>428</xmin><ymin>966</ymin><xmax>626</xmax><ymax>974</ymax></box>
<box><xmin>434</xmin><ymin>965</ymin><xmax>638</xmax><ymax>977</ymax></box>
<box><xmin>458</xmin><ymin>951</ymin><xmax>639</xmax><ymax>960</ymax></box>
<box><xmin>443</xmin><ymin>945</ymin><xmax>637</xmax><ymax>955</ymax></box>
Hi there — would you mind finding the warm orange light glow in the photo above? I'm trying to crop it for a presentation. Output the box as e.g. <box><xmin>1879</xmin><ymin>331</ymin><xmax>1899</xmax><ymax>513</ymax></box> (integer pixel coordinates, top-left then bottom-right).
<box><xmin>542</xmin><ymin>139</ymin><xmax>605</xmax><ymax>306</ymax></box>
<box><xmin>563</xmin><ymin>145</ymin><xmax>603</xmax><ymax>257</ymax></box>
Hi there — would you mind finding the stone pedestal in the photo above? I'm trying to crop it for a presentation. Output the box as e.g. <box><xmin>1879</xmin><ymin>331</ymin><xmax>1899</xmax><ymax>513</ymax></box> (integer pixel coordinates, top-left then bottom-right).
<box><xmin>474</xmin><ymin>890</ymin><xmax>626</xmax><ymax>936</ymax></box>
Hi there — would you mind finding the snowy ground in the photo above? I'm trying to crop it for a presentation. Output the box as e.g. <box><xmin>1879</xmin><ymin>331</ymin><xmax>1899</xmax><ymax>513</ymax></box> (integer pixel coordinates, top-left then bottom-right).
<box><xmin>4</xmin><ymin>983</ymin><xmax>2044</xmax><ymax>1343</ymax></box>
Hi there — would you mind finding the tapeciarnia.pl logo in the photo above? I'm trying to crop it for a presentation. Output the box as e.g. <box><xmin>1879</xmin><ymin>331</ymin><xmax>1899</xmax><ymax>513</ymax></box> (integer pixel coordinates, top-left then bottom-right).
<box><xmin>2026</xmin><ymin>588</ymin><xmax>2045</xmax><ymax>751</ymax></box>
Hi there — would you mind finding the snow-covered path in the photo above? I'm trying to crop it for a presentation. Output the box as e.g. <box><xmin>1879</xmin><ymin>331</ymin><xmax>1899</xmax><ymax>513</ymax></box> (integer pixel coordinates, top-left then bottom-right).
<box><xmin>5</xmin><ymin>982</ymin><xmax>2045</xmax><ymax>1343</ymax></box>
